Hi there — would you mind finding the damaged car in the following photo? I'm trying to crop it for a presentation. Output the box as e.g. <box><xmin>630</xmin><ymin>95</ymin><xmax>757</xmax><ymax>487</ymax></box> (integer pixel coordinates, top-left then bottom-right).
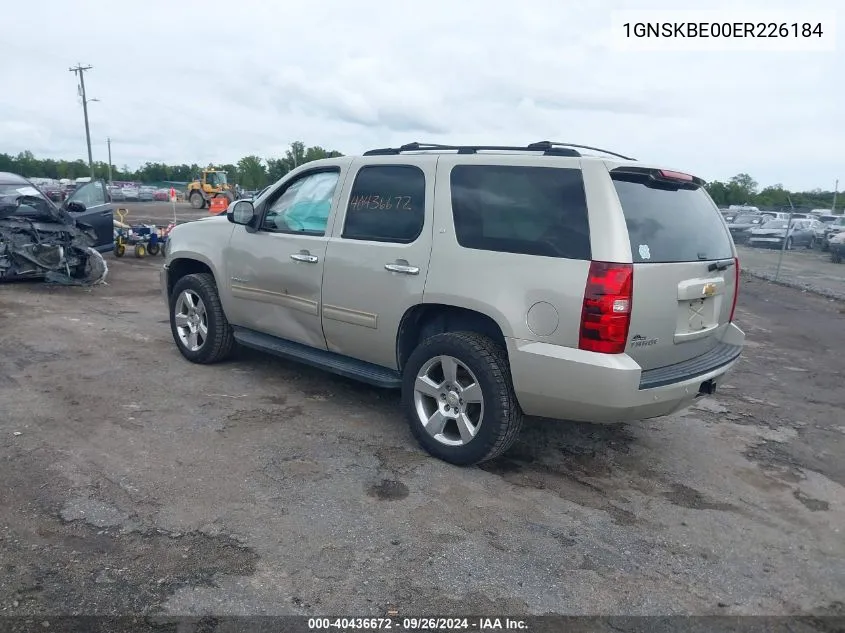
<box><xmin>0</xmin><ymin>172</ymin><xmax>114</xmax><ymax>285</ymax></box>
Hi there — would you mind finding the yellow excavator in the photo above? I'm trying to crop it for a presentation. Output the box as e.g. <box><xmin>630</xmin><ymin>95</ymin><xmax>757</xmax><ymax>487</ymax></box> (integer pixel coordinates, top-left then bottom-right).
<box><xmin>186</xmin><ymin>168</ymin><xmax>237</xmax><ymax>209</ymax></box>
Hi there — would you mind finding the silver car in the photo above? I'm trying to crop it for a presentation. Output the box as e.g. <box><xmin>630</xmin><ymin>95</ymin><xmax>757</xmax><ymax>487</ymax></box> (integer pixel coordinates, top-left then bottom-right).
<box><xmin>160</xmin><ymin>142</ymin><xmax>744</xmax><ymax>465</ymax></box>
<box><xmin>748</xmin><ymin>219</ymin><xmax>816</xmax><ymax>249</ymax></box>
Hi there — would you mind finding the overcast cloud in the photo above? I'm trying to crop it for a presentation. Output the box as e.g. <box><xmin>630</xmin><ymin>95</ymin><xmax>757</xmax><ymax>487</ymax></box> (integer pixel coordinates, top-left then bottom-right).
<box><xmin>1</xmin><ymin>0</ymin><xmax>841</xmax><ymax>190</ymax></box>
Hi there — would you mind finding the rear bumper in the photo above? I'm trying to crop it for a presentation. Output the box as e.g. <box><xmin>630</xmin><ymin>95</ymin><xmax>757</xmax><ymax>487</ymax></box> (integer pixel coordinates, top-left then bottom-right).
<box><xmin>507</xmin><ymin>323</ymin><xmax>745</xmax><ymax>423</ymax></box>
<box><xmin>748</xmin><ymin>236</ymin><xmax>784</xmax><ymax>246</ymax></box>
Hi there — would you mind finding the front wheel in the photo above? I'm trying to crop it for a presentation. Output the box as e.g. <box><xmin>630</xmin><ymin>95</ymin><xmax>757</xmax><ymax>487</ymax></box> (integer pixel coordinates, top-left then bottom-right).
<box><xmin>402</xmin><ymin>332</ymin><xmax>524</xmax><ymax>466</ymax></box>
<box><xmin>189</xmin><ymin>191</ymin><xmax>206</xmax><ymax>209</ymax></box>
<box><xmin>169</xmin><ymin>273</ymin><xmax>235</xmax><ymax>364</ymax></box>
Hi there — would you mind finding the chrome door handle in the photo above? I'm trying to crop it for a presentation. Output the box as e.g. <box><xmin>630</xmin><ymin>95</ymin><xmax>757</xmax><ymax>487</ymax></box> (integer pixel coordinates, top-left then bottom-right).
<box><xmin>290</xmin><ymin>253</ymin><xmax>318</xmax><ymax>263</ymax></box>
<box><xmin>384</xmin><ymin>263</ymin><xmax>419</xmax><ymax>275</ymax></box>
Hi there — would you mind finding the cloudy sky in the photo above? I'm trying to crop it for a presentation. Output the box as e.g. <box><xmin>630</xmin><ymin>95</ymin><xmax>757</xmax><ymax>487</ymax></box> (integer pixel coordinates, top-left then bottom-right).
<box><xmin>2</xmin><ymin>0</ymin><xmax>841</xmax><ymax>190</ymax></box>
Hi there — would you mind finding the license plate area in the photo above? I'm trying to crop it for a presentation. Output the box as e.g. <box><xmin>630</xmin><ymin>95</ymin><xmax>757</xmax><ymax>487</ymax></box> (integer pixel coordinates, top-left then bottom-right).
<box><xmin>674</xmin><ymin>296</ymin><xmax>720</xmax><ymax>342</ymax></box>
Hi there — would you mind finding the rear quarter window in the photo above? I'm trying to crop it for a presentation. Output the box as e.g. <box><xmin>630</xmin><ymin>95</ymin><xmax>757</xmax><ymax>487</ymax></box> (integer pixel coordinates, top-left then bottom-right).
<box><xmin>450</xmin><ymin>165</ymin><xmax>591</xmax><ymax>259</ymax></box>
<box><xmin>612</xmin><ymin>174</ymin><xmax>733</xmax><ymax>263</ymax></box>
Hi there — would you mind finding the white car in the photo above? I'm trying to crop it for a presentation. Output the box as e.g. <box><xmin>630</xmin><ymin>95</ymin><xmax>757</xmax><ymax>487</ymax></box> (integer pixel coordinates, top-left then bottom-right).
<box><xmin>121</xmin><ymin>185</ymin><xmax>140</xmax><ymax>201</ymax></box>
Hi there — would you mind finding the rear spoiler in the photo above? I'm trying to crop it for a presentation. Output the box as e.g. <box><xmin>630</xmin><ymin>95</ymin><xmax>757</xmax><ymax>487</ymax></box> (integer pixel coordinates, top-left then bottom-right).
<box><xmin>611</xmin><ymin>166</ymin><xmax>706</xmax><ymax>188</ymax></box>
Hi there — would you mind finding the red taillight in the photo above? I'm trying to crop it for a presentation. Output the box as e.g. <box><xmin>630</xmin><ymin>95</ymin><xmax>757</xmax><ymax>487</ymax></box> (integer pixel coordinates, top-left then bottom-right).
<box><xmin>657</xmin><ymin>169</ymin><xmax>694</xmax><ymax>182</ymax></box>
<box><xmin>578</xmin><ymin>261</ymin><xmax>633</xmax><ymax>354</ymax></box>
<box><xmin>729</xmin><ymin>256</ymin><xmax>740</xmax><ymax>322</ymax></box>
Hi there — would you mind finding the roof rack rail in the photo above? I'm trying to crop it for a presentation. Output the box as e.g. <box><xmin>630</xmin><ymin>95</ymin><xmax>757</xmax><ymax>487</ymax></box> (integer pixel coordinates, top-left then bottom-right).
<box><xmin>527</xmin><ymin>141</ymin><xmax>635</xmax><ymax>161</ymax></box>
<box><xmin>362</xmin><ymin>142</ymin><xmax>581</xmax><ymax>157</ymax></box>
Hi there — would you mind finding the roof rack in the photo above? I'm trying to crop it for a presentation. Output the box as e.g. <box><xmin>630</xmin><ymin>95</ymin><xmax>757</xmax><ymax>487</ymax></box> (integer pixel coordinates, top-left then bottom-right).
<box><xmin>528</xmin><ymin>141</ymin><xmax>635</xmax><ymax>161</ymax></box>
<box><xmin>363</xmin><ymin>142</ymin><xmax>581</xmax><ymax>157</ymax></box>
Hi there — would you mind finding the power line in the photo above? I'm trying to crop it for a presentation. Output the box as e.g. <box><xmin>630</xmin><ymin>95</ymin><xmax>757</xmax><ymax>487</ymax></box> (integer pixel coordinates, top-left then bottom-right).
<box><xmin>69</xmin><ymin>64</ymin><xmax>95</xmax><ymax>178</ymax></box>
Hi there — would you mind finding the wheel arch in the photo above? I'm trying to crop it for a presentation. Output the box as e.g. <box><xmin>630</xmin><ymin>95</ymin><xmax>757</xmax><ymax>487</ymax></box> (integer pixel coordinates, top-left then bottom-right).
<box><xmin>396</xmin><ymin>303</ymin><xmax>508</xmax><ymax>372</ymax></box>
<box><xmin>166</xmin><ymin>256</ymin><xmax>216</xmax><ymax>301</ymax></box>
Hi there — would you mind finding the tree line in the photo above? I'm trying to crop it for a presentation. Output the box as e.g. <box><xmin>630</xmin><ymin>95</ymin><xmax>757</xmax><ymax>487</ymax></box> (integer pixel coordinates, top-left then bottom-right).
<box><xmin>0</xmin><ymin>142</ymin><xmax>342</xmax><ymax>190</ymax></box>
<box><xmin>705</xmin><ymin>173</ymin><xmax>839</xmax><ymax>211</ymax></box>
<box><xmin>0</xmin><ymin>148</ymin><xmax>839</xmax><ymax>210</ymax></box>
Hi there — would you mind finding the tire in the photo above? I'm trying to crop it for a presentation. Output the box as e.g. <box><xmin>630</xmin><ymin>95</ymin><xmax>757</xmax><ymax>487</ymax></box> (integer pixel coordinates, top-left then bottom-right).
<box><xmin>114</xmin><ymin>243</ymin><xmax>125</xmax><ymax>257</ymax></box>
<box><xmin>189</xmin><ymin>191</ymin><xmax>205</xmax><ymax>209</ymax></box>
<box><xmin>134</xmin><ymin>244</ymin><xmax>147</xmax><ymax>258</ymax></box>
<box><xmin>169</xmin><ymin>273</ymin><xmax>235</xmax><ymax>364</ymax></box>
<box><xmin>401</xmin><ymin>332</ymin><xmax>523</xmax><ymax>466</ymax></box>
<box><xmin>147</xmin><ymin>242</ymin><xmax>160</xmax><ymax>256</ymax></box>
<box><xmin>785</xmin><ymin>237</ymin><xmax>793</xmax><ymax>250</ymax></box>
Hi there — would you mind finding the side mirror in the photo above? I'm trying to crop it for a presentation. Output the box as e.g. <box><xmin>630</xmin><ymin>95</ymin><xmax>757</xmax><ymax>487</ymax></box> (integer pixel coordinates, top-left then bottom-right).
<box><xmin>66</xmin><ymin>201</ymin><xmax>86</xmax><ymax>213</ymax></box>
<box><xmin>228</xmin><ymin>200</ymin><xmax>256</xmax><ymax>226</ymax></box>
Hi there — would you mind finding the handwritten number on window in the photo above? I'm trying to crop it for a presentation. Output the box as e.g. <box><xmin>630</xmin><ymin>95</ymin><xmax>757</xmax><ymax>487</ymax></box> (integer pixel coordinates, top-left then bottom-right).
<box><xmin>349</xmin><ymin>195</ymin><xmax>412</xmax><ymax>211</ymax></box>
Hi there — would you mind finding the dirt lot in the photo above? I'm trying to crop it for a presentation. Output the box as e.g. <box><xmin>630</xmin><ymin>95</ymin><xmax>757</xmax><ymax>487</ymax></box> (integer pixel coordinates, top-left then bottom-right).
<box><xmin>0</xmin><ymin>253</ymin><xmax>843</xmax><ymax>619</ymax></box>
<box><xmin>114</xmin><ymin>201</ymin><xmax>210</xmax><ymax>226</ymax></box>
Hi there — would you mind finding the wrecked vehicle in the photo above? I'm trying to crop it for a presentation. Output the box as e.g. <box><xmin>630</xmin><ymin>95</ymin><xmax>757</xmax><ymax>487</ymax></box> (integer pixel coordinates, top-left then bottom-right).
<box><xmin>0</xmin><ymin>172</ymin><xmax>114</xmax><ymax>285</ymax></box>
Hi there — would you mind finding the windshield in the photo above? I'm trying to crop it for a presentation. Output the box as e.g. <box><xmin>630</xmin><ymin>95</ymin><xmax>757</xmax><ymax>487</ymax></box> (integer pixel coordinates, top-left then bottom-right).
<box><xmin>0</xmin><ymin>183</ymin><xmax>55</xmax><ymax>218</ymax></box>
<box><xmin>819</xmin><ymin>215</ymin><xmax>837</xmax><ymax>223</ymax></box>
<box><xmin>763</xmin><ymin>220</ymin><xmax>789</xmax><ymax>229</ymax></box>
<box><xmin>834</xmin><ymin>217</ymin><xmax>845</xmax><ymax>226</ymax></box>
<box><xmin>207</xmin><ymin>172</ymin><xmax>227</xmax><ymax>186</ymax></box>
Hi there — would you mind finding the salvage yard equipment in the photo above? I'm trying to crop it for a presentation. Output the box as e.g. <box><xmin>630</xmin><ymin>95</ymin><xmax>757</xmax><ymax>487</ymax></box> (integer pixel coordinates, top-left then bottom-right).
<box><xmin>186</xmin><ymin>168</ymin><xmax>237</xmax><ymax>210</ymax></box>
<box><xmin>113</xmin><ymin>209</ymin><xmax>173</xmax><ymax>258</ymax></box>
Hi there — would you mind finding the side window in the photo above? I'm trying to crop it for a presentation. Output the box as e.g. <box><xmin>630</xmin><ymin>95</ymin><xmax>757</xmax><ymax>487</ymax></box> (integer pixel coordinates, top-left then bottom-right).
<box><xmin>342</xmin><ymin>165</ymin><xmax>426</xmax><ymax>243</ymax></box>
<box><xmin>70</xmin><ymin>181</ymin><xmax>106</xmax><ymax>206</ymax></box>
<box><xmin>260</xmin><ymin>169</ymin><xmax>339</xmax><ymax>236</ymax></box>
<box><xmin>450</xmin><ymin>165</ymin><xmax>591</xmax><ymax>260</ymax></box>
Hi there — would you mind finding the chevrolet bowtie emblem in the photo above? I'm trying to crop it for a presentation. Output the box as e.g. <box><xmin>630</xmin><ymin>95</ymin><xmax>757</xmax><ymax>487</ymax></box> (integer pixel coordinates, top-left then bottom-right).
<box><xmin>702</xmin><ymin>282</ymin><xmax>717</xmax><ymax>297</ymax></box>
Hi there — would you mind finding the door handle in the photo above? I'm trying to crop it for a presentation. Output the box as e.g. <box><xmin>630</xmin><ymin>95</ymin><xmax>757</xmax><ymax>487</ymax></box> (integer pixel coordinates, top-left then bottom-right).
<box><xmin>290</xmin><ymin>253</ymin><xmax>318</xmax><ymax>263</ymax></box>
<box><xmin>384</xmin><ymin>263</ymin><xmax>420</xmax><ymax>275</ymax></box>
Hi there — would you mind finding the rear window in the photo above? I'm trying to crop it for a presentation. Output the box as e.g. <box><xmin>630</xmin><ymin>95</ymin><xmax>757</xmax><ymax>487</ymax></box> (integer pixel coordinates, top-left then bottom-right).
<box><xmin>612</xmin><ymin>174</ymin><xmax>733</xmax><ymax>263</ymax></box>
<box><xmin>450</xmin><ymin>165</ymin><xmax>591</xmax><ymax>259</ymax></box>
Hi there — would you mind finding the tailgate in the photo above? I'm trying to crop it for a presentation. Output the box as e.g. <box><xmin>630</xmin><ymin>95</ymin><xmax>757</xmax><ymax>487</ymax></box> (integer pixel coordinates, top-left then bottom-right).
<box><xmin>611</xmin><ymin>168</ymin><xmax>738</xmax><ymax>371</ymax></box>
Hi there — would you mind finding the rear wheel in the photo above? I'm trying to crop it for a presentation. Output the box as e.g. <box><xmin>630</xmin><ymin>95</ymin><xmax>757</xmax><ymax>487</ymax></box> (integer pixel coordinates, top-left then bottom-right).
<box><xmin>169</xmin><ymin>273</ymin><xmax>235</xmax><ymax>364</ymax></box>
<box><xmin>134</xmin><ymin>244</ymin><xmax>147</xmax><ymax>258</ymax></box>
<box><xmin>402</xmin><ymin>332</ymin><xmax>523</xmax><ymax>466</ymax></box>
<box><xmin>114</xmin><ymin>243</ymin><xmax>125</xmax><ymax>257</ymax></box>
<box><xmin>189</xmin><ymin>191</ymin><xmax>206</xmax><ymax>209</ymax></box>
<box><xmin>147</xmin><ymin>242</ymin><xmax>160</xmax><ymax>256</ymax></box>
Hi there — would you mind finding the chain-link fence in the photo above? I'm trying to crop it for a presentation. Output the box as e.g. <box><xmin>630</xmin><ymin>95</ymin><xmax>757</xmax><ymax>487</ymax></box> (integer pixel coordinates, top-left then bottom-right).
<box><xmin>728</xmin><ymin>210</ymin><xmax>845</xmax><ymax>301</ymax></box>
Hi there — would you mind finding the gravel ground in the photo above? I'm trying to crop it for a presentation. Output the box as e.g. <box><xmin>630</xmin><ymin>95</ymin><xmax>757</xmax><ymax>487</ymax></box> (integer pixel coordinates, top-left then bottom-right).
<box><xmin>113</xmin><ymin>201</ymin><xmax>212</xmax><ymax>226</ymax></box>
<box><xmin>0</xmin><ymin>255</ymin><xmax>843</xmax><ymax>620</ymax></box>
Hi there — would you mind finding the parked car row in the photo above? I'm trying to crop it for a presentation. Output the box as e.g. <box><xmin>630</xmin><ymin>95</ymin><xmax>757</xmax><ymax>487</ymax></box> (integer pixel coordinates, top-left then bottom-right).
<box><xmin>107</xmin><ymin>185</ymin><xmax>176</xmax><ymax>203</ymax></box>
<box><xmin>724</xmin><ymin>209</ymin><xmax>843</xmax><ymax>252</ymax></box>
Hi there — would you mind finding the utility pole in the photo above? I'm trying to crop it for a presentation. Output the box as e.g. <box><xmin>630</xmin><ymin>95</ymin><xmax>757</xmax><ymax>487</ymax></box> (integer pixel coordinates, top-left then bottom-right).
<box><xmin>107</xmin><ymin>137</ymin><xmax>113</xmax><ymax>184</ymax></box>
<box><xmin>833</xmin><ymin>178</ymin><xmax>839</xmax><ymax>213</ymax></box>
<box><xmin>69</xmin><ymin>64</ymin><xmax>95</xmax><ymax>178</ymax></box>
